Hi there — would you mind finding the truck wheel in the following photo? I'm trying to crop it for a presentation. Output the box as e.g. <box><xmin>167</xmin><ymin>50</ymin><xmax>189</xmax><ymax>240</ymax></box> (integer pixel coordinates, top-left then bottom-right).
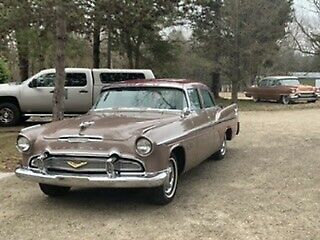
<box><xmin>0</xmin><ymin>103</ymin><xmax>21</xmax><ymax>127</ymax></box>
<box><xmin>39</xmin><ymin>183</ymin><xmax>70</xmax><ymax>197</ymax></box>
<box><xmin>281</xmin><ymin>95</ymin><xmax>290</xmax><ymax>105</ymax></box>
<box><xmin>149</xmin><ymin>155</ymin><xmax>178</xmax><ymax>205</ymax></box>
<box><xmin>212</xmin><ymin>135</ymin><xmax>227</xmax><ymax>161</ymax></box>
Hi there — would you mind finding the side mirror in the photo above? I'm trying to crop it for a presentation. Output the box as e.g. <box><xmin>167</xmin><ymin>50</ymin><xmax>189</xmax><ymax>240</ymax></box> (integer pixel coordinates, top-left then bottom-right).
<box><xmin>29</xmin><ymin>79</ymin><xmax>38</xmax><ymax>88</ymax></box>
<box><xmin>218</xmin><ymin>104</ymin><xmax>224</xmax><ymax>109</ymax></box>
<box><xmin>182</xmin><ymin>108</ymin><xmax>191</xmax><ymax>117</ymax></box>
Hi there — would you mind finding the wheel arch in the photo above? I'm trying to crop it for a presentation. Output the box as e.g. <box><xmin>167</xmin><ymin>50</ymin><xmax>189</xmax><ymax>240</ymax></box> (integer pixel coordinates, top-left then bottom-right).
<box><xmin>0</xmin><ymin>96</ymin><xmax>21</xmax><ymax>110</ymax></box>
<box><xmin>170</xmin><ymin>145</ymin><xmax>186</xmax><ymax>176</ymax></box>
<box><xmin>226</xmin><ymin>127</ymin><xmax>233</xmax><ymax>141</ymax></box>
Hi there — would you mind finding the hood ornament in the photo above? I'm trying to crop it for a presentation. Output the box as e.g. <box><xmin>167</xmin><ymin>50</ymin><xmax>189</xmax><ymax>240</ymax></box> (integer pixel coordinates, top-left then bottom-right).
<box><xmin>79</xmin><ymin>121</ymin><xmax>95</xmax><ymax>135</ymax></box>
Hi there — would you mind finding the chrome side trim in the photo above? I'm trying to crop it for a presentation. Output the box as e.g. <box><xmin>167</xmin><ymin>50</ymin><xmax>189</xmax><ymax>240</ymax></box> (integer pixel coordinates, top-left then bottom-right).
<box><xmin>21</xmin><ymin>124</ymin><xmax>41</xmax><ymax>133</ymax></box>
<box><xmin>24</xmin><ymin>114</ymin><xmax>80</xmax><ymax>117</ymax></box>
<box><xmin>158</xmin><ymin>116</ymin><xmax>237</xmax><ymax>145</ymax></box>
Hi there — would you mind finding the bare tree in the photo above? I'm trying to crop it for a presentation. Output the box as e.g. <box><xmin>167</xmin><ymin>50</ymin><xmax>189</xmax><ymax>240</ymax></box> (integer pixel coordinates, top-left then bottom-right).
<box><xmin>293</xmin><ymin>0</ymin><xmax>320</xmax><ymax>55</ymax></box>
<box><xmin>52</xmin><ymin>2</ymin><xmax>67</xmax><ymax>121</ymax></box>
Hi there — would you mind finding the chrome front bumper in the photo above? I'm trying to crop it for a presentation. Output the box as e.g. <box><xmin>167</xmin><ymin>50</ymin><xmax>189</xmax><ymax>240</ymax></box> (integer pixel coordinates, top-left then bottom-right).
<box><xmin>15</xmin><ymin>167</ymin><xmax>168</xmax><ymax>188</ymax></box>
<box><xmin>289</xmin><ymin>94</ymin><xmax>318</xmax><ymax>102</ymax></box>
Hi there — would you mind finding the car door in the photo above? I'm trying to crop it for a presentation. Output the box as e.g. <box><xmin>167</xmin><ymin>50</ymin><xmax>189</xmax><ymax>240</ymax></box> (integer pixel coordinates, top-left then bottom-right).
<box><xmin>256</xmin><ymin>79</ymin><xmax>271</xmax><ymax>100</ymax></box>
<box><xmin>20</xmin><ymin>71</ymin><xmax>92</xmax><ymax>114</ymax></box>
<box><xmin>186</xmin><ymin>88</ymin><xmax>214</xmax><ymax>168</ymax></box>
<box><xmin>19</xmin><ymin>72</ymin><xmax>56</xmax><ymax>113</ymax></box>
<box><xmin>267</xmin><ymin>79</ymin><xmax>282</xmax><ymax>101</ymax></box>
<box><xmin>199</xmin><ymin>88</ymin><xmax>221</xmax><ymax>154</ymax></box>
<box><xmin>64</xmin><ymin>71</ymin><xmax>92</xmax><ymax>113</ymax></box>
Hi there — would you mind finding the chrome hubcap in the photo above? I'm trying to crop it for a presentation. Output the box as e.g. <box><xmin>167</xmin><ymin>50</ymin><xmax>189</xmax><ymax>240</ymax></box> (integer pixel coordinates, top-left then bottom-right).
<box><xmin>0</xmin><ymin>108</ymin><xmax>14</xmax><ymax>124</ymax></box>
<box><xmin>282</xmin><ymin>96</ymin><xmax>289</xmax><ymax>104</ymax></box>
<box><xmin>164</xmin><ymin>158</ymin><xmax>178</xmax><ymax>198</ymax></box>
<box><xmin>220</xmin><ymin>137</ymin><xmax>227</xmax><ymax>156</ymax></box>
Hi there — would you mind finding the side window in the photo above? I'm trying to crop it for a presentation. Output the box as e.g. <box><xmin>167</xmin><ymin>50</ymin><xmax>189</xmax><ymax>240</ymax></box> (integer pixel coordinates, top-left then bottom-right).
<box><xmin>100</xmin><ymin>73</ymin><xmax>146</xmax><ymax>83</ymax></box>
<box><xmin>259</xmin><ymin>80</ymin><xmax>267</xmax><ymax>87</ymax></box>
<box><xmin>65</xmin><ymin>73</ymin><xmax>87</xmax><ymax>87</ymax></box>
<box><xmin>200</xmin><ymin>89</ymin><xmax>215</xmax><ymax>108</ymax></box>
<box><xmin>34</xmin><ymin>73</ymin><xmax>55</xmax><ymax>87</ymax></box>
<box><xmin>187</xmin><ymin>89</ymin><xmax>202</xmax><ymax>110</ymax></box>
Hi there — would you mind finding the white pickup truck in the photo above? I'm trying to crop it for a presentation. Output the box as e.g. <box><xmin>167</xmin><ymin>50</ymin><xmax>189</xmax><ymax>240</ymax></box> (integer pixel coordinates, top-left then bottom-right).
<box><xmin>0</xmin><ymin>68</ymin><xmax>155</xmax><ymax>126</ymax></box>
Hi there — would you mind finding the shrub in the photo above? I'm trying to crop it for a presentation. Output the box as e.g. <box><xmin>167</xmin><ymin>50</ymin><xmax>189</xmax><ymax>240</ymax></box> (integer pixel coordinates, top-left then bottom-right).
<box><xmin>0</xmin><ymin>59</ymin><xmax>10</xmax><ymax>84</ymax></box>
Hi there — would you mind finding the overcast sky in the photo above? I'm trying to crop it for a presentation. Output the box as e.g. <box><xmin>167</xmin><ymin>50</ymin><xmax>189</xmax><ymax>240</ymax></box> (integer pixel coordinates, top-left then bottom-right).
<box><xmin>295</xmin><ymin>0</ymin><xmax>317</xmax><ymax>17</ymax></box>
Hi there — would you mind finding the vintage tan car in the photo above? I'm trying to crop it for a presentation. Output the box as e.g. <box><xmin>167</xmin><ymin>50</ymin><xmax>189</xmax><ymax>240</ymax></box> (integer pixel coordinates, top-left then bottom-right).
<box><xmin>15</xmin><ymin>79</ymin><xmax>239</xmax><ymax>205</ymax></box>
<box><xmin>245</xmin><ymin>76</ymin><xmax>318</xmax><ymax>104</ymax></box>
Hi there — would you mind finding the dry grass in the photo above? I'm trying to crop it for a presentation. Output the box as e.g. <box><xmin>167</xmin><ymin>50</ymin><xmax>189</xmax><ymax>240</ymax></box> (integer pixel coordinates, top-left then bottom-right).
<box><xmin>0</xmin><ymin>132</ymin><xmax>21</xmax><ymax>172</ymax></box>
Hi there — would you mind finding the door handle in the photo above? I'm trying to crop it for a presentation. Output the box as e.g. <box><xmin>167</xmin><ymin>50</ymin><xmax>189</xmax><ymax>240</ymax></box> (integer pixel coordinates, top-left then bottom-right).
<box><xmin>79</xmin><ymin>90</ymin><xmax>88</xmax><ymax>93</ymax></box>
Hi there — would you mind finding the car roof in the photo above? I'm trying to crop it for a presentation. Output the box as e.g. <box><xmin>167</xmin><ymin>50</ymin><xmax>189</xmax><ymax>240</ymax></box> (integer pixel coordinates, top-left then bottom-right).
<box><xmin>101</xmin><ymin>79</ymin><xmax>209</xmax><ymax>91</ymax></box>
<box><xmin>262</xmin><ymin>76</ymin><xmax>299</xmax><ymax>80</ymax></box>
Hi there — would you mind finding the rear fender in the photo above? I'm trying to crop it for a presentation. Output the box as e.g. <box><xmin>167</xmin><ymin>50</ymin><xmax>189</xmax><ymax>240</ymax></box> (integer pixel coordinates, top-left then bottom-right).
<box><xmin>215</xmin><ymin>104</ymin><xmax>238</xmax><ymax>123</ymax></box>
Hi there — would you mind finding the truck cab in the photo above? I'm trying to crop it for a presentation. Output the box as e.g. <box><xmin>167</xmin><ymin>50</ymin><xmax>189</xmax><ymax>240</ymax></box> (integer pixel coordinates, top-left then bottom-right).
<box><xmin>0</xmin><ymin>68</ymin><xmax>155</xmax><ymax>126</ymax></box>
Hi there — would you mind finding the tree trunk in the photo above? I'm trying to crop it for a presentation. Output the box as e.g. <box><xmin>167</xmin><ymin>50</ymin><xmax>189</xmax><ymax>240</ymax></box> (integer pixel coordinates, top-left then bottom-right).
<box><xmin>125</xmin><ymin>33</ymin><xmax>134</xmax><ymax>68</ymax></box>
<box><xmin>134</xmin><ymin>44</ymin><xmax>141</xmax><ymax>69</ymax></box>
<box><xmin>233</xmin><ymin>0</ymin><xmax>240</xmax><ymax>103</ymax></box>
<box><xmin>231</xmin><ymin>81</ymin><xmax>239</xmax><ymax>103</ymax></box>
<box><xmin>16</xmin><ymin>31</ymin><xmax>29</xmax><ymax>82</ymax></box>
<box><xmin>53</xmin><ymin>3</ymin><xmax>67</xmax><ymax>122</ymax></box>
<box><xmin>134</xmin><ymin>31</ymin><xmax>143</xmax><ymax>68</ymax></box>
<box><xmin>92</xmin><ymin>21</ymin><xmax>101</xmax><ymax>68</ymax></box>
<box><xmin>17</xmin><ymin>54</ymin><xmax>29</xmax><ymax>82</ymax></box>
<box><xmin>211</xmin><ymin>72</ymin><xmax>221</xmax><ymax>99</ymax></box>
<box><xmin>107</xmin><ymin>31</ymin><xmax>112</xmax><ymax>68</ymax></box>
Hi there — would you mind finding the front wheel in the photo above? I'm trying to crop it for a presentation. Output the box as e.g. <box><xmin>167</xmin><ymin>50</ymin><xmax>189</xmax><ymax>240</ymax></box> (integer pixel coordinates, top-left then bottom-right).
<box><xmin>281</xmin><ymin>95</ymin><xmax>290</xmax><ymax>105</ymax></box>
<box><xmin>212</xmin><ymin>135</ymin><xmax>227</xmax><ymax>161</ymax></box>
<box><xmin>39</xmin><ymin>183</ymin><xmax>70</xmax><ymax>197</ymax></box>
<box><xmin>149</xmin><ymin>156</ymin><xmax>179</xmax><ymax>205</ymax></box>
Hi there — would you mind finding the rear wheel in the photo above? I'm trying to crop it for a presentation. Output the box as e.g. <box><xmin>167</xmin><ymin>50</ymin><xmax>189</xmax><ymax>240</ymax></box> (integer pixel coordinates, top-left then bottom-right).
<box><xmin>212</xmin><ymin>135</ymin><xmax>227</xmax><ymax>161</ymax></box>
<box><xmin>281</xmin><ymin>95</ymin><xmax>290</xmax><ymax>105</ymax></box>
<box><xmin>39</xmin><ymin>183</ymin><xmax>70</xmax><ymax>197</ymax></box>
<box><xmin>253</xmin><ymin>97</ymin><xmax>259</xmax><ymax>103</ymax></box>
<box><xmin>0</xmin><ymin>103</ymin><xmax>21</xmax><ymax>127</ymax></box>
<box><xmin>149</xmin><ymin>155</ymin><xmax>178</xmax><ymax>205</ymax></box>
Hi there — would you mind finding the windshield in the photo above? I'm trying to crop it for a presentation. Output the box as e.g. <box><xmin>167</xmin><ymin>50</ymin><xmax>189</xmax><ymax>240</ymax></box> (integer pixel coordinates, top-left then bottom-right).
<box><xmin>94</xmin><ymin>87</ymin><xmax>188</xmax><ymax>111</ymax></box>
<box><xmin>279</xmin><ymin>79</ymin><xmax>300</xmax><ymax>86</ymax></box>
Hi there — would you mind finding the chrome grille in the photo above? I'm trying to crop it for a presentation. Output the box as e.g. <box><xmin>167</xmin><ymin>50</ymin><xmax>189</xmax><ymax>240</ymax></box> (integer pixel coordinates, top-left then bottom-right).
<box><xmin>299</xmin><ymin>93</ymin><xmax>316</xmax><ymax>98</ymax></box>
<box><xmin>29</xmin><ymin>155</ymin><xmax>144</xmax><ymax>174</ymax></box>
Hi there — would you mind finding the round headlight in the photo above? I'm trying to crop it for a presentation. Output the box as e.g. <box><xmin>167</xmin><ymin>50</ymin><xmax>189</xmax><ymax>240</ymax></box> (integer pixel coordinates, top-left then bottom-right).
<box><xmin>136</xmin><ymin>137</ymin><xmax>153</xmax><ymax>156</ymax></box>
<box><xmin>17</xmin><ymin>136</ymin><xmax>31</xmax><ymax>152</ymax></box>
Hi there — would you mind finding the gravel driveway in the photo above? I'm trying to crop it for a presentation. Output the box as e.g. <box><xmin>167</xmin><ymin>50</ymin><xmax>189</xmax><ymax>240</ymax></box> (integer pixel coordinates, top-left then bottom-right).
<box><xmin>0</xmin><ymin>109</ymin><xmax>319</xmax><ymax>240</ymax></box>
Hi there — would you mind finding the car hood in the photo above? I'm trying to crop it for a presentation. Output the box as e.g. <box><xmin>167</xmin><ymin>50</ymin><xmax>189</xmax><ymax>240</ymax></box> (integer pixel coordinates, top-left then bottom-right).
<box><xmin>42</xmin><ymin>111</ymin><xmax>181</xmax><ymax>141</ymax></box>
<box><xmin>292</xmin><ymin>84</ymin><xmax>315</xmax><ymax>92</ymax></box>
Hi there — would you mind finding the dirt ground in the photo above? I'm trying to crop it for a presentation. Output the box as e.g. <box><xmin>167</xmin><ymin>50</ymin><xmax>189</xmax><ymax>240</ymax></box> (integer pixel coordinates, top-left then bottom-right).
<box><xmin>0</xmin><ymin>109</ymin><xmax>319</xmax><ymax>240</ymax></box>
